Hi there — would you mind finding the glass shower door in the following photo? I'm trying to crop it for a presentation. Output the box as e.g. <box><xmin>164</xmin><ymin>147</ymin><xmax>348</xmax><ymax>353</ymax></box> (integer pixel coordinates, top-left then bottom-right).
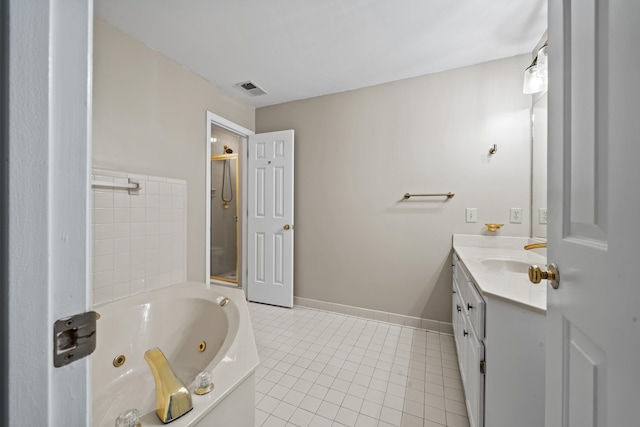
<box><xmin>210</xmin><ymin>153</ymin><xmax>238</xmax><ymax>283</ymax></box>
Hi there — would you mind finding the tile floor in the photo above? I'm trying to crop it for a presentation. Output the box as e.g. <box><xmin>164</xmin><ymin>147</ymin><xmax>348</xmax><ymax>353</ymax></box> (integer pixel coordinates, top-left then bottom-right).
<box><xmin>249</xmin><ymin>302</ymin><xmax>469</xmax><ymax>427</ymax></box>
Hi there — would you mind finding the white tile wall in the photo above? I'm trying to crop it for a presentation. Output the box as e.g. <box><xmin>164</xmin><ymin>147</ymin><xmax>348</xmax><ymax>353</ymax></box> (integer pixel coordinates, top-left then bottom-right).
<box><xmin>91</xmin><ymin>169</ymin><xmax>187</xmax><ymax>306</ymax></box>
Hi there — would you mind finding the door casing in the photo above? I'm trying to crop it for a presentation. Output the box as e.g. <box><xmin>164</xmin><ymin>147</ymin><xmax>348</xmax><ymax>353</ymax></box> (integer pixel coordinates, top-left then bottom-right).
<box><xmin>205</xmin><ymin>112</ymin><xmax>254</xmax><ymax>293</ymax></box>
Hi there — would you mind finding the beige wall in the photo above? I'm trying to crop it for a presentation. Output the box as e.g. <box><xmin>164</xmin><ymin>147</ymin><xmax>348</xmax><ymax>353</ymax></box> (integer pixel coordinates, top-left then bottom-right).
<box><xmin>92</xmin><ymin>19</ymin><xmax>255</xmax><ymax>282</ymax></box>
<box><xmin>93</xmin><ymin>20</ymin><xmax>531</xmax><ymax>323</ymax></box>
<box><xmin>256</xmin><ymin>55</ymin><xmax>532</xmax><ymax>322</ymax></box>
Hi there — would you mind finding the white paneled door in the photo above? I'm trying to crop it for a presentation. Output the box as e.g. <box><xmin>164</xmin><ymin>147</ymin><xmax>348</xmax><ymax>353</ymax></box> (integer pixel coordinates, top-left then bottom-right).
<box><xmin>546</xmin><ymin>1</ymin><xmax>640</xmax><ymax>426</ymax></box>
<box><xmin>247</xmin><ymin>131</ymin><xmax>294</xmax><ymax>307</ymax></box>
<box><xmin>7</xmin><ymin>1</ymin><xmax>92</xmax><ymax>425</ymax></box>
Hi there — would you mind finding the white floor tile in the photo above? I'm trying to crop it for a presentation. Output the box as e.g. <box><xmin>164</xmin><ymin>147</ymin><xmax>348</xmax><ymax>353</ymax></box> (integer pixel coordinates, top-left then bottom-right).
<box><xmin>262</xmin><ymin>415</ymin><xmax>287</xmax><ymax>427</ymax></box>
<box><xmin>309</xmin><ymin>414</ymin><xmax>333</xmax><ymax>427</ymax></box>
<box><xmin>445</xmin><ymin>412</ymin><xmax>470</xmax><ymax>427</ymax></box>
<box><xmin>403</xmin><ymin>399</ymin><xmax>425</xmax><ymax>418</ymax></box>
<box><xmin>400</xmin><ymin>413</ymin><xmax>423</xmax><ymax>427</ymax></box>
<box><xmin>444</xmin><ymin>387</ymin><xmax>465</xmax><ymax>403</ymax></box>
<box><xmin>331</xmin><ymin>379</ymin><xmax>351</xmax><ymax>393</ymax></box>
<box><xmin>341</xmin><ymin>394</ymin><xmax>363</xmax><ymax>412</ymax></box>
<box><xmin>256</xmin><ymin>409</ymin><xmax>269</xmax><ymax>427</ymax></box>
<box><xmin>268</xmin><ymin>384</ymin><xmax>291</xmax><ymax>401</ymax></box>
<box><xmin>299</xmin><ymin>394</ymin><xmax>322</xmax><ymax>413</ymax></box>
<box><xmin>334</xmin><ymin>407</ymin><xmax>358</xmax><ymax>427</ymax></box>
<box><xmin>272</xmin><ymin>401</ymin><xmax>297</xmax><ymax>422</ymax></box>
<box><xmin>249</xmin><ymin>302</ymin><xmax>467</xmax><ymax>427</ymax></box>
<box><xmin>384</xmin><ymin>393</ymin><xmax>405</xmax><ymax>411</ymax></box>
<box><xmin>424</xmin><ymin>392</ymin><xmax>446</xmax><ymax>411</ymax></box>
<box><xmin>424</xmin><ymin>406</ymin><xmax>447</xmax><ymax>425</ymax></box>
<box><xmin>444</xmin><ymin>399</ymin><xmax>468</xmax><ymax>417</ymax></box>
<box><xmin>316</xmin><ymin>401</ymin><xmax>340</xmax><ymax>420</ymax></box>
<box><xmin>360</xmin><ymin>400</ymin><xmax>382</xmax><ymax>419</ymax></box>
<box><xmin>380</xmin><ymin>406</ymin><xmax>403</xmax><ymax>426</ymax></box>
<box><xmin>324</xmin><ymin>389</ymin><xmax>346</xmax><ymax>406</ymax></box>
<box><xmin>346</xmin><ymin>383</ymin><xmax>367</xmax><ymax>398</ymax></box>
<box><xmin>289</xmin><ymin>408</ymin><xmax>315</xmax><ymax>426</ymax></box>
<box><xmin>257</xmin><ymin>395</ymin><xmax>281</xmax><ymax>413</ymax></box>
<box><xmin>283</xmin><ymin>389</ymin><xmax>306</xmax><ymax>407</ymax></box>
<box><xmin>354</xmin><ymin>414</ymin><xmax>378</xmax><ymax>427</ymax></box>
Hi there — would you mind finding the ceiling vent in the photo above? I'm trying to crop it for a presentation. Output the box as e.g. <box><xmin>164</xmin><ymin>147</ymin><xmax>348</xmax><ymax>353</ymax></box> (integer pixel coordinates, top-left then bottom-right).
<box><xmin>235</xmin><ymin>80</ymin><xmax>267</xmax><ymax>97</ymax></box>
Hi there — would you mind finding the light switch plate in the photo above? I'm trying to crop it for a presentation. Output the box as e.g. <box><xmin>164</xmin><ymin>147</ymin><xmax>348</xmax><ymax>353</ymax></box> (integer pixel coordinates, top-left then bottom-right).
<box><xmin>510</xmin><ymin>208</ymin><xmax>523</xmax><ymax>223</ymax></box>
<box><xmin>466</xmin><ymin>208</ymin><xmax>477</xmax><ymax>223</ymax></box>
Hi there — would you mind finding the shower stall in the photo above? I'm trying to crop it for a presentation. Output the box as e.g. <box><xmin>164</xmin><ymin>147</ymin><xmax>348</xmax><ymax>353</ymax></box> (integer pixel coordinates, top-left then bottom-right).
<box><xmin>210</xmin><ymin>148</ymin><xmax>239</xmax><ymax>284</ymax></box>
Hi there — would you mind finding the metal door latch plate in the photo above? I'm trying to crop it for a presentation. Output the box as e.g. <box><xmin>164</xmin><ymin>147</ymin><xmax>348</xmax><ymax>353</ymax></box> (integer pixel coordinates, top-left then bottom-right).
<box><xmin>53</xmin><ymin>311</ymin><xmax>97</xmax><ymax>368</ymax></box>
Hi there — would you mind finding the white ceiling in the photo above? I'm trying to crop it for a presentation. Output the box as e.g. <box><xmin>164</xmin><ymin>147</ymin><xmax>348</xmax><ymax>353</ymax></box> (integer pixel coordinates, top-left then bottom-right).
<box><xmin>95</xmin><ymin>0</ymin><xmax>547</xmax><ymax>108</ymax></box>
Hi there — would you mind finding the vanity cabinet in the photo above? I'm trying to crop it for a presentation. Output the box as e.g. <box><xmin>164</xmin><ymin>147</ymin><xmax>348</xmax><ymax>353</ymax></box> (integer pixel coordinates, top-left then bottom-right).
<box><xmin>452</xmin><ymin>254</ymin><xmax>485</xmax><ymax>427</ymax></box>
<box><xmin>452</xmin><ymin>252</ymin><xmax>546</xmax><ymax>427</ymax></box>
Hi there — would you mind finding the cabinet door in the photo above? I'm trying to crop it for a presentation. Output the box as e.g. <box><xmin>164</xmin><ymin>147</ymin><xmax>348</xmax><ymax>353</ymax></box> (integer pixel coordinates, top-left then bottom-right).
<box><xmin>465</xmin><ymin>327</ymin><xmax>485</xmax><ymax>427</ymax></box>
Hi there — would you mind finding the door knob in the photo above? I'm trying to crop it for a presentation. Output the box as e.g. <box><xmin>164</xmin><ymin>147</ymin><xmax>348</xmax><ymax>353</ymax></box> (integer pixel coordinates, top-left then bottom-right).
<box><xmin>528</xmin><ymin>263</ymin><xmax>559</xmax><ymax>289</ymax></box>
<box><xmin>283</xmin><ymin>224</ymin><xmax>291</xmax><ymax>230</ymax></box>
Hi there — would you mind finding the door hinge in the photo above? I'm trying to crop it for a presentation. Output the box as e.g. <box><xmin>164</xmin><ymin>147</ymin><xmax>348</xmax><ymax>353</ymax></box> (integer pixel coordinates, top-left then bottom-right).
<box><xmin>53</xmin><ymin>311</ymin><xmax>98</xmax><ymax>368</ymax></box>
<box><xmin>480</xmin><ymin>360</ymin><xmax>486</xmax><ymax>375</ymax></box>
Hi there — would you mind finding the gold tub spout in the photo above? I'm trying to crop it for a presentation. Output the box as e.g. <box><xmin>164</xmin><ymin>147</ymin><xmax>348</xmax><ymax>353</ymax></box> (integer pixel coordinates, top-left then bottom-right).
<box><xmin>524</xmin><ymin>243</ymin><xmax>547</xmax><ymax>250</ymax></box>
<box><xmin>144</xmin><ymin>347</ymin><xmax>193</xmax><ymax>423</ymax></box>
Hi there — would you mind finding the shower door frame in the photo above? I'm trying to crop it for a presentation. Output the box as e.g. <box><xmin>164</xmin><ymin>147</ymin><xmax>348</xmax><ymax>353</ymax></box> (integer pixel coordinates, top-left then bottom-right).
<box><xmin>205</xmin><ymin>112</ymin><xmax>254</xmax><ymax>293</ymax></box>
<box><xmin>210</xmin><ymin>153</ymin><xmax>239</xmax><ymax>284</ymax></box>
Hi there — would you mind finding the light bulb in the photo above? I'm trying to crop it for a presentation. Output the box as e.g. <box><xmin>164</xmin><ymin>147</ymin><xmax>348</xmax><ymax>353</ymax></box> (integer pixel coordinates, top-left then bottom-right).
<box><xmin>535</xmin><ymin>44</ymin><xmax>548</xmax><ymax>78</ymax></box>
<box><xmin>523</xmin><ymin>65</ymin><xmax>545</xmax><ymax>94</ymax></box>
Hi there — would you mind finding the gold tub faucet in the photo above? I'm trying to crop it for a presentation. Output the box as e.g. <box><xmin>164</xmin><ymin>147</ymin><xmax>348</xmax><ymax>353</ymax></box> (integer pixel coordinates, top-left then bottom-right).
<box><xmin>144</xmin><ymin>347</ymin><xmax>193</xmax><ymax>423</ymax></box>
<box><xmin>524</xmin><ymin>243</ymin><xmax>547</xmax><ymax>250</ymax></box>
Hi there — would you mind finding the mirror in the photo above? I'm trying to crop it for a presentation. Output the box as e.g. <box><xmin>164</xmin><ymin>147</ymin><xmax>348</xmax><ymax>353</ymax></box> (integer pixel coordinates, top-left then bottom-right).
<box><xmin>531</xmin><ymin>93</ymin><xmax>548</xmax><ymax>238</ymax></box>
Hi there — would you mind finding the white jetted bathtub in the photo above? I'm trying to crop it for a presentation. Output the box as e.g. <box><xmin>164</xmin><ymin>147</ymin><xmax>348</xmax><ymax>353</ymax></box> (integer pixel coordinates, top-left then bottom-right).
<box><xmin>92</xmin><ymin>282</ymin><xmax>259</xmax><ymax>427</ymax></box>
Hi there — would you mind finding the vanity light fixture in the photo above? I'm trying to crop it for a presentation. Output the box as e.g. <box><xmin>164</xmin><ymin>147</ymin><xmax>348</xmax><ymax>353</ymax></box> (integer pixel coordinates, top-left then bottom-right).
<box><xmin>523</xmin><ymin>41</ymin><xmax>548</xmax><ymax>94</ymax></box>
<box><xmin>536</xmin><ymin>42</ymin><xmax>548</xmax><ymax>78</ymax></box>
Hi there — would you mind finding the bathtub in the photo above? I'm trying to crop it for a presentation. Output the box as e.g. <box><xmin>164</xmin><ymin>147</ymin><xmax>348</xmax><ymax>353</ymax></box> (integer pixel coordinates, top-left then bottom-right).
<box><xmin>92</xmin><ymin>282</ymin><xmax>259</xmax><ymax>427</ymax></box>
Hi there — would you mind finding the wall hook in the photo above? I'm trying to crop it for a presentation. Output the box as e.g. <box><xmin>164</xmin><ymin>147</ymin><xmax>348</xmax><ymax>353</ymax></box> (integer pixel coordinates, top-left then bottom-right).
<box><xmin>489</xmin><ymin>144</ymin><xmax>497</xmax><ymax>155</ymax></box>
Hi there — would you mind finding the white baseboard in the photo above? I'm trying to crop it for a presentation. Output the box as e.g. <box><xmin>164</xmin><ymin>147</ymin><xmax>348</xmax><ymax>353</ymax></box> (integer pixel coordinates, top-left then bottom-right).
<box><xmin>293</xmin><ymin>296</ymin><xmax>453</xmax><ymax>335</ymax></box>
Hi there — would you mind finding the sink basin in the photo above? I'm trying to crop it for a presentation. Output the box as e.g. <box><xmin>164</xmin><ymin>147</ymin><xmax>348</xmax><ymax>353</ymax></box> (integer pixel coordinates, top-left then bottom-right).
<box><xmin>481</xmin><ymin>258</ymin><xmax>533</xmax><ymax>274</ymax></box>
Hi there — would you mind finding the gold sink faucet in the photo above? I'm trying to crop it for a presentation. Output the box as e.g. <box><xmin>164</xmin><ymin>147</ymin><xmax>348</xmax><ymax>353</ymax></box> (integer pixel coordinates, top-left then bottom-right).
<box><xmin>524</xmin><ymin>243</ymin><xmax>547</xmax><ymax>250</ymax></box>
<box><xmin>144</xmin><ymin>348</ymin><xmax>193</xmax><ymax>423</ymax></box>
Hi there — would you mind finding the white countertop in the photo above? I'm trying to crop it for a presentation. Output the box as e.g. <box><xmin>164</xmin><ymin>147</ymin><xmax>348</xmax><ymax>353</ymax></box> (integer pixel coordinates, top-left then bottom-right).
<box><xmin>453</xmin><ymin>234</ymin><xmax>547</xmax><ymax>314</ymax></box>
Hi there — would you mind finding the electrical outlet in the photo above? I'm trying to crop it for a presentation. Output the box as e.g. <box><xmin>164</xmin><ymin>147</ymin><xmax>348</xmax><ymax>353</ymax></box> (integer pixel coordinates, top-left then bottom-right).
<box><xmin>539</xmin><ymin>208</ymin><xmax>548</xmax><ymax>224</ymax></box>
<box><xmin>510</xmin><ymin>208</ymin><xmax>523</xmax><ymax>223</ymax></box>
<box><xmin>466</xmin><ymin>208</ymin><xmax>477</xmax><ymax>223</ymax></box>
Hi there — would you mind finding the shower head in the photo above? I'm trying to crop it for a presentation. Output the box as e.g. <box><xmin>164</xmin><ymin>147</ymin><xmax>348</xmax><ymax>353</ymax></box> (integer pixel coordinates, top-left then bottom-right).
<box><xmin>223</xmin><ymin>145</ymin><xmax>233</xmax><ymax>154</ymax></box>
